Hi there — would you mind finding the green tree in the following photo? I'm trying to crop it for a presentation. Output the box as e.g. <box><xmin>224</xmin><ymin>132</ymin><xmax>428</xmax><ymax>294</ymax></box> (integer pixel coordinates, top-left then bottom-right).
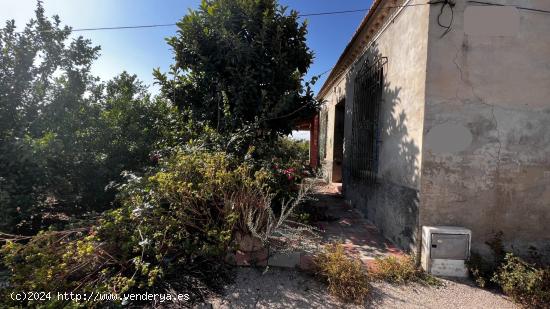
<box><xmin>0</xmin><ymin>3</ymin><xmax>177</xmax><ymax>233</ymax></box>
<box><xmin>99</xmin><ymin>72</ymin><xmax>168</xmax><ymax>174</ymax></box>
<box><xmin>154</xmin><ymin>0</ymin><xmax>318</xmax><ymax>139</ymax></box>
<box><xmin>0</xmin><ymin>2</ymin><xmax>101</xmax><ymax>233</ymax></box>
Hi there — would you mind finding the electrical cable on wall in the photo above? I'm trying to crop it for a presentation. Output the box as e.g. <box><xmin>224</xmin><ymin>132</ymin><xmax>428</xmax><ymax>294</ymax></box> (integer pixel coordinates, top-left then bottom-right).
<box><xmin>428</xmin><ymin>0</ymin><xmax>456</xmax><ymax>37</ymax></box>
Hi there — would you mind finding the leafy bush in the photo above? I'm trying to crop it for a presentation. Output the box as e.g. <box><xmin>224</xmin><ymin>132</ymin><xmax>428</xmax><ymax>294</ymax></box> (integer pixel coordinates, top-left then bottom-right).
<box><xmin>313</xmin><ymin>244</ymin><xmax>370</xmax><ymax>304</ymax></box>
<box><xmin>466</xmin><ymin>232</ymin><xmax>550</xmax><ymax>308</ymax></box>
<box><xmin>1</xmin><ymin>150</ymin><xmax>269</xmax><ymax>306</ymax></box>
<box><xmin>250</xmin><ymin>137</ymin><xmax>313</xmax><ymax>210</ymax></box>
<box><xmin>370</xmin><ymin>255</ymin><xmax>439</xmax><ymax>285</ymax></box>
<box><xmin>492</xmin><ymin>253</ymin><xmax>550</xmax><ymax>308</ymax></box>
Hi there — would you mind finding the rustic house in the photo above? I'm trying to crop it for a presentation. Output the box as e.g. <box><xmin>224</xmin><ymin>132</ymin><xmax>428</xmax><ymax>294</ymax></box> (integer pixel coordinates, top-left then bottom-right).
<box><xmin>314</xmin><ymin>0</ymin><xmax>550</xmax><ymax>259</ymax></box>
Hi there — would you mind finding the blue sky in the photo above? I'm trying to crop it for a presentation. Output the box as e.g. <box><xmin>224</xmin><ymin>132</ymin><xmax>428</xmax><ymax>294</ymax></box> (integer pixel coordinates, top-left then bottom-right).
<box><xmin>1</xmin><ymin>0</ymin><xmax>370</xmax><ymax>95</ymax></box>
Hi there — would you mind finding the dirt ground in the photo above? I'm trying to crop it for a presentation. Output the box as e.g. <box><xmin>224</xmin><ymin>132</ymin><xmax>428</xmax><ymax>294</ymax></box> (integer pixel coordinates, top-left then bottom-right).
<box><xmin>205</xmin><ymin>267</ymin><xmax>517</xmax><ymax>309</ymax></box>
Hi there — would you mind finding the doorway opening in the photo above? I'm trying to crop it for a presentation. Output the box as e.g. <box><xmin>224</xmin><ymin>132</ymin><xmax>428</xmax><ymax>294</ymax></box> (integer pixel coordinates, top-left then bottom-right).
<box><xmin>292</xmin><ymin>115</ymin><xmax>319</xmax><ymax>169</ymax></box>
<box><xmin>332</xmin><ymin>99</ymin><xmax>345</xmax><ymax>182</ymax></box>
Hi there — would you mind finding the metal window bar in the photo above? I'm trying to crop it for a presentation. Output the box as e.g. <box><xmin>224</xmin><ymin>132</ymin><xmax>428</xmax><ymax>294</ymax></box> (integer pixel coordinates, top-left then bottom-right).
<box><xmin>350</xmin><ymin>56</ymin><xmax>386</xmax><ymax>183</ymax></box>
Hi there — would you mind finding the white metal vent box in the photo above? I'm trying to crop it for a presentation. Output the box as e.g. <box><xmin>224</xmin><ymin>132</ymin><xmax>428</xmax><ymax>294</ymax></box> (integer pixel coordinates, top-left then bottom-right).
<box><xmin>421</xmin><ymin>226</ymin><xmax>471</xmax><ymax>277</ymax></box>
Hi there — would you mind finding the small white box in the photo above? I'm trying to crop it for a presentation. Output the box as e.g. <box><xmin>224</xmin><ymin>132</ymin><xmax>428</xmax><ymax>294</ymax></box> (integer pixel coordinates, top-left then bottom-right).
<box><xmin>421</xmin><ymin>226</ymin><xmax>471</xmax><ymax>277</ymax></box>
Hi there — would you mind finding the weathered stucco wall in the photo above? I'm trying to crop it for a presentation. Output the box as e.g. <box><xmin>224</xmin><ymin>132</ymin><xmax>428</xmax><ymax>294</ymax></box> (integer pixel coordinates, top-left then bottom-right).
<box><xmin>341</xmin><ymin>1</ymin><xmax>430</xmax><ymax>251</ymax></box>
<box><xmin>421</xmin><ymin>1</ymin><xmax>550</xmax><ymax>259</ymax></box>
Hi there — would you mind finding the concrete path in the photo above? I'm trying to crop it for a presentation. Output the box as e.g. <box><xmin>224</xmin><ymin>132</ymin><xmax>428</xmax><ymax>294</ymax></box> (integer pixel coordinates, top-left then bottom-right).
<box><xmin>310</xmin><ymin>181</ymin><xmax>403</xmax><ymax>265</ymax></box>
<box><xmin>204</xmin><ymin>181</ymin><xmax>517</xmax><ymax>308</ymax></box>
<box><xmin>227</xmin><ymin>180</ymin><xmax>403</xmax><ymax>269</ymax></box>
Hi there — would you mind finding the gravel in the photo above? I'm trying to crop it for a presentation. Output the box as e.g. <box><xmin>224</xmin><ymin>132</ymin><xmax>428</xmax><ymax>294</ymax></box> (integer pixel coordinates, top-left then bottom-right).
<box><xmin>369</xmin><ymin>280</ymin><xmax>517</xmax><ymax>309</ymax></box>
<box><xmin>205</xmin><ymin>267</ymin><xmax>517</xmax><ymax>309</ymax></box>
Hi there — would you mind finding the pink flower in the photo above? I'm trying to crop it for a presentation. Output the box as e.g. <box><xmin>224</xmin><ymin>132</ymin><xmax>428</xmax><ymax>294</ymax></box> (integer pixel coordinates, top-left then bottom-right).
<box><xmin>283</xmin><ymin>168</ymin><xmax>296</xmax><ymax>175</ymax></box>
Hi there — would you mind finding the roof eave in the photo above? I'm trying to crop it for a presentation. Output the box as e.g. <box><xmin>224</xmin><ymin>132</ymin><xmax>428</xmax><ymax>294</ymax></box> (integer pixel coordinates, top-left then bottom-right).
<box><xmin>316</xmin><ymin>0</ymin><xmax>384</xmax><ymax>99</ymax></box>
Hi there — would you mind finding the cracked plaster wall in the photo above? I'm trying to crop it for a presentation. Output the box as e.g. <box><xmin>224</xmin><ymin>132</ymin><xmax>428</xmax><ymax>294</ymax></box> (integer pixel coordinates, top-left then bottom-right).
<box><xmin>420</xmin><ymin>0</ymin><xmax>550</xmax><ymax>260</ymax></box>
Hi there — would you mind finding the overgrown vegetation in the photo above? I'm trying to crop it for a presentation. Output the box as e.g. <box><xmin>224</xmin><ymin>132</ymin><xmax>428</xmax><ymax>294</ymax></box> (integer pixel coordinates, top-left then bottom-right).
<box><xmin>2</xmin><ymin>150</ymin><xmax>290</xmax><ymax>306</ymax></box>
<box><xmin>467</xmin><ymin>232</ymin><xmax>550</xmax><ymax>308</ymax></box>
<box><xmin>312</xmin><ymin>244</ymin><xmax>370</xmax><ymax>304</ymax></box>
<box><xmin>0</xmin><ymin>0</ymin><xmax>319</xmax><ymax>307</ymax></box>
<box><xmin>0</xmin><ymin>3</ymin><xmax>183</xmax><ymax>234</ymax></box>
<box><xmin>370</xmin><ymin>255</ymin><xmax>439</xmax><ymax>286</ymax></box>
<box><xmin>493</xmin><ymin>253</ymin><xmax>550</xmax><ymax>308</ymax></box>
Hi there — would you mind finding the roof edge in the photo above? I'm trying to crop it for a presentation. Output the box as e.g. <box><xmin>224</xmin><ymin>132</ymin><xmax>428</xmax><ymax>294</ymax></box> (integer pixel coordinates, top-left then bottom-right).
<box><xmin>316</xmin><ymin>0</ymin><xmax>384</xmax><ymax>99</ymax></box>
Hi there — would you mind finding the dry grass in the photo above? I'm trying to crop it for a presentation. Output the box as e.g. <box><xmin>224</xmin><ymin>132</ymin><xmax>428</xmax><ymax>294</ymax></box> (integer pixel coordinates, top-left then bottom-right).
<box><xmin>245</xmin><ymin>180</ymin><xmax>320</xmax><ymax>254</ymax></box>
<box><xmin>370</xmin><ymin>255</ymin><xmax>440</xmax><ymax>286</ymax></box>
<box><xmin>313</xmin><ymin>244</ymin><xmax>370</xmax><ymax>304</ymax></box>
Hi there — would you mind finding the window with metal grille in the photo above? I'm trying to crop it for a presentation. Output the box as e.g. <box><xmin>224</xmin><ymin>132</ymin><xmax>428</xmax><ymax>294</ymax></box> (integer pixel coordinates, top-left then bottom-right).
<box><xmin>350</xmin><ymin>57</ymin><xmax>386</xmax><ymax>183</ymax></box>
<box><xmin>318</xmin><ymin>109</ymin><xmax>328</xmax><ymax>160</ymax></box>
